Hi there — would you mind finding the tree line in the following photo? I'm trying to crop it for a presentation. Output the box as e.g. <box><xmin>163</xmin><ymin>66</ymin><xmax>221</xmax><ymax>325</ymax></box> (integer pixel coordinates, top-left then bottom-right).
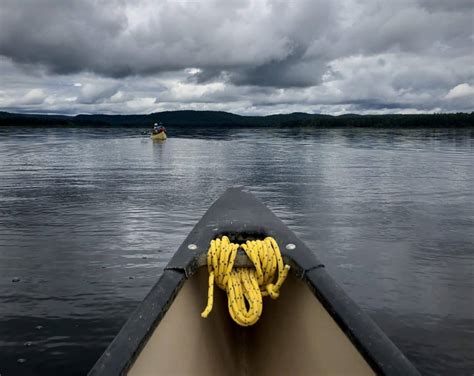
<box><xmin>1</xmin><ymin>110</ymin><xmax>473</xmax><ymax>128</ymax></box>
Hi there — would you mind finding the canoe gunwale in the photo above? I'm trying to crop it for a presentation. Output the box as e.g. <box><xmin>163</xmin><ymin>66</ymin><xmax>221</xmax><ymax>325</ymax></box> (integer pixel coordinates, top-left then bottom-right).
<box><xmin>89</xmin><ymin>187</ymin><xmax>419</xmax><ymax>376</ymax></box>
<box><xmin>89</xmin><ymin>269</ymin><xmax>186</xmax><ymax>376</ymax></box>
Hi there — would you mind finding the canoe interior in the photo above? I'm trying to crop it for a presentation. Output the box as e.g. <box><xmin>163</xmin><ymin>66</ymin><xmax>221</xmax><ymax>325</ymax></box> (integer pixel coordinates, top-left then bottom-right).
<box><xmin>127</xmin><ymin>267</ymin><xmax>375</xmax><ymax>376</ymax></box>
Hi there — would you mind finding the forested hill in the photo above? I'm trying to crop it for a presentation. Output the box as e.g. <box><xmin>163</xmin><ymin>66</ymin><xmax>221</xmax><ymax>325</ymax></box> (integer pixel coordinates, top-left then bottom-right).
<box><xmin>0</xmin><ymin>110</ymin><xmax>473</xmax><ymax>128</ymax></box>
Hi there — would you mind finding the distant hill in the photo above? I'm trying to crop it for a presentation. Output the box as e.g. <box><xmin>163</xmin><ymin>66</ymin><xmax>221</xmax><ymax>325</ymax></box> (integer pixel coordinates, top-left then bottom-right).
<box><xmin>0</xmin><ymin>110</ymin><xmax>473</xmax><ymax>128</ymax></box>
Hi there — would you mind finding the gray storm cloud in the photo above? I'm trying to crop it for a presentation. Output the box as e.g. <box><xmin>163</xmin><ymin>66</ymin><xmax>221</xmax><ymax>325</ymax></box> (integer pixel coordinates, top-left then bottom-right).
<box><xmin>0</xmin><ymin>0</ymin><xmax>472</xmax><ymax>114</ymax></box>
<box><xmin>0</xmin><ymin>0</ymin><xmax>335</xmax><ymax>83</ymax></box>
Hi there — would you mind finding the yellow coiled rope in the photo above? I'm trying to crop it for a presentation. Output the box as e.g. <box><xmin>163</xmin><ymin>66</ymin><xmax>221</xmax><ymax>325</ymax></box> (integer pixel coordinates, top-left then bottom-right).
<box><xmin>201</xmin><ymin>235</ymin><xmax>290</xmax><ymax>326</ymax></box>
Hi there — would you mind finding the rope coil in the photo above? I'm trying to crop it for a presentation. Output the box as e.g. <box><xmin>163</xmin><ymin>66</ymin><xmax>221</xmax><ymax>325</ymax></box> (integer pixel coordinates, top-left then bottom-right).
<box><xmin>201</xmin><ymin>235</ymin><xmax>290</xmax><ymax>326</ymax></box>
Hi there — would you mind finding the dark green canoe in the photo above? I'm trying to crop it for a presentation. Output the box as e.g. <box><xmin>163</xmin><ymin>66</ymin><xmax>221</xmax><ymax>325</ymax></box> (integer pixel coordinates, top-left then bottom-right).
<box><xmin>89</xmin><ymin>187</ymin><xmax>419</xmax><ymax>376</ymax></box>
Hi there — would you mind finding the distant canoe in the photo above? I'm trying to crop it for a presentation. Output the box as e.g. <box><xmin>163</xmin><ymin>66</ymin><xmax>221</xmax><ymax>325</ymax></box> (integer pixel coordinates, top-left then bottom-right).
<box><xmin>89</xmin><ymin>187</ymin><xmax>419</xmax><ymax>376</ymax></box>
<box><xmin>150</xmin><ymin>132</ymin><xmax>166</xmax><ymax>141</ymax></box>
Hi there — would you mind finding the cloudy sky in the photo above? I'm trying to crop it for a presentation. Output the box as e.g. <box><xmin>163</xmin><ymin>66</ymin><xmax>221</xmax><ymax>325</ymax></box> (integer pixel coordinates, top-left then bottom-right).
<box><xmin>0</xmin><ymin>0</ymin><xmax>473</xmax><ymax>115</ymax></box>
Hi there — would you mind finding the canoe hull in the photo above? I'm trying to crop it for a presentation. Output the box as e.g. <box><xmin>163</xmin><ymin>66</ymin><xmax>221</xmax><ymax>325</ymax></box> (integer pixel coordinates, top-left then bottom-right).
<box><xmin>128</xmin><ymin>268</ymin><xmax>375</xmax><ymax>376</ymax></box>
<box><xmin>89</xmin><ymin>187</ymin><xmax>419</xmax><ymax>376</ymax></box>
<box><xmin>150</xmin><ymin>132</ymin><xmax>166</xmax><ymax>141</ymax></box>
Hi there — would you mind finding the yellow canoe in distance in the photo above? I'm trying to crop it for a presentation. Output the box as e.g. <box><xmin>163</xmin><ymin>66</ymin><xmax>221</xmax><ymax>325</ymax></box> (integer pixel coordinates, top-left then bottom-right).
<box><xmin>150</xmin><ymin>132</ymin><xmax>167</xmax><ymax>141</ymax></box>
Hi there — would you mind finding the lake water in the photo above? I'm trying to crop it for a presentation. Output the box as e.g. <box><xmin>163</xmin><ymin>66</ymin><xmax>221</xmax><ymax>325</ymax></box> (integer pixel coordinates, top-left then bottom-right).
<box><xmin>0</xmin><ymin>126</ymin><xmax>473</xmax><ymax>375</ymax></box>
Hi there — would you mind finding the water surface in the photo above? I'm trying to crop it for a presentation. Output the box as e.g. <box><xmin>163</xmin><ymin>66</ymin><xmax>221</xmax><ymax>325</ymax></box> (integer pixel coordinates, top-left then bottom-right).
<box><xmin>0</xmin><ymin>126</ymin><xmax>473</xmax><ymax>375</ymax></box>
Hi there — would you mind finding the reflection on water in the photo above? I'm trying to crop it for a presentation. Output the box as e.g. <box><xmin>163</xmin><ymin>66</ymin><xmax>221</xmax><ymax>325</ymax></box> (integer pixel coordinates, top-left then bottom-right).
<box><xmin>0</xmin><ymin>126</ymin><xmax>473</xmax><ymax>375</ymax></box>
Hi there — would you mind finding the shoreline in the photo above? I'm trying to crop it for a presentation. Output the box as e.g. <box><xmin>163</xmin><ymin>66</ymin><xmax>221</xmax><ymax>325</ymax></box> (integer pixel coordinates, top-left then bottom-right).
<box><xmin>1</xmin><ymin>110</ymin><xmax>473</xmax><ymax>128</ymax></box>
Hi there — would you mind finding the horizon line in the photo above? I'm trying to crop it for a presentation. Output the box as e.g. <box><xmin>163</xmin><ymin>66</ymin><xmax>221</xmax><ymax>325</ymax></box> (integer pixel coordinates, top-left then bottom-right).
<box><xmin>1</xmin><ymin>109</ymin><xmax>472</xmax><ymax>118</ymax></box>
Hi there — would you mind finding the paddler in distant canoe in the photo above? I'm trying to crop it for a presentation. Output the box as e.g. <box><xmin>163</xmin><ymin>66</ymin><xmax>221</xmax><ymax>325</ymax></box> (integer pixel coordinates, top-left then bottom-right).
<box><xmin>150</xmin><ymin>122</ymin><xmax>167</xmax><ymax>141</ymax></box>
